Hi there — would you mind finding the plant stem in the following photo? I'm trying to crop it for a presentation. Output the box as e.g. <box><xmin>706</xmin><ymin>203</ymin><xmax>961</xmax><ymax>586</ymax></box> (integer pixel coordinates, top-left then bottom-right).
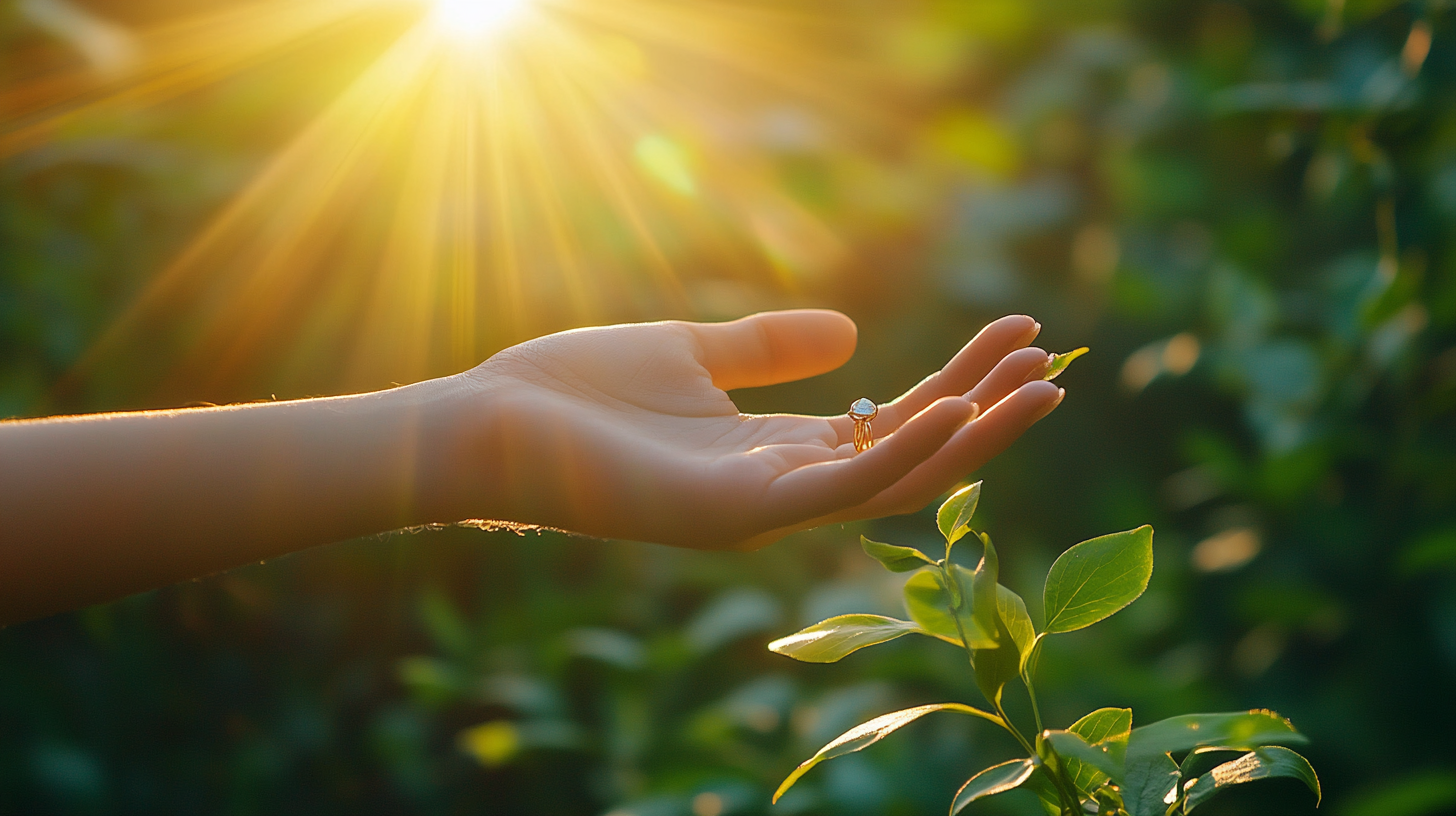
<box><xmin>939</xmin><ymin>570</ymin><xmax>1081</xmax><ymax>815</ymax></box>
<box><xmin>1042</xmin><ymin>745</ymin><xmax>1084</xmax><ymax>816</ymax></box>
<box><xmin>941</xmin><ymin>563</ymin><xmax>1035</xmax><ymax>754</ymax></box>
<box><xmin>1026</xmin><ymin>678</ymin><xmax>1044</xmax><ymax>734</ymax></box>
<box><xmin>994</xmin><ymin>699</ymin><xmax>1037</xmax><ymax>758</ymax></box>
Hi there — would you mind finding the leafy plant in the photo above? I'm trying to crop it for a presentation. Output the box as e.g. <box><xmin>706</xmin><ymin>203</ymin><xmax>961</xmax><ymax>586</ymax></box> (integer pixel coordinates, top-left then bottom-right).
<box><xmin>768</xmin><ymin>482</ymin><xmax>1321</xmax><ymax>815</ymax></box>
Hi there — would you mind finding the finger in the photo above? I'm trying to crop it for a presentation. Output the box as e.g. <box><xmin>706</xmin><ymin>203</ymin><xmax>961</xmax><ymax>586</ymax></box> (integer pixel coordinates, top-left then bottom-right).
<box><xmin>732</xmin><ymin>374</ymin><xmax>1063</xmax><ymax>551</ymax></box>
<box><xmin>832</xmin><ymin>345</ymin><xmax>1048</xmax><ymax>448</ymax></box>
<box><xmin>757</xmin><ymin>396</ymin><xmax>975</xmax><ymax>531</ymax></box>
<box><xmin>684</xmin><ymin>310</ymin><xmax>857</xmax><ymax>392</ymax></box>
<box><xmin>826</xmin><ymin>314</ymin><xmax>1040</xmax><ymax>443</ymax></box>
<box><xmin>963</xmin><ymin>346</ymin><xmax>1051</xmax><ymax>412</ymax></box>
<box><xmin>858</xmin><ymin>380</ymin><xmax>1064</xmax><ymax>518</ymax></box>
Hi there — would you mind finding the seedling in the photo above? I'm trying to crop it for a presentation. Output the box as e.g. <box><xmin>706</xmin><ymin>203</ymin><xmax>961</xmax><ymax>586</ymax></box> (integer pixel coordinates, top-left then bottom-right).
<box><xmin>768</xmin><ymin>482</ymin><xmax>1320</xmax><ymax>815</ymax></box>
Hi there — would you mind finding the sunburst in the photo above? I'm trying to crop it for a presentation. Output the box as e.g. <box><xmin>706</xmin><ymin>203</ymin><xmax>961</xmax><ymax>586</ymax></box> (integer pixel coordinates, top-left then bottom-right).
<box><xmin>4</xmin><ymin>0</ymin><xmax>911</xmax><ymax>399</ymax></box>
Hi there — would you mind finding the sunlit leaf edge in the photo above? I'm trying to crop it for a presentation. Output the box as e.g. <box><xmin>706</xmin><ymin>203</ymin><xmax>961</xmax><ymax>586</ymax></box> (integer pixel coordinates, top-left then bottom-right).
<box><xmin>1042</xmin><ymin>525</ymin><xmax>1154</xmax><ymax>634</ymax></box>
<box><xmin>950</xmin><ymin>758</ymin><xmax>1038</xmax><ymax>815</ymax></box>
<box><xmin>1043</xmin><ymin>347</ymin><xmax>1090</xmax><ymax>381</ymax></box>
<box><xmin>767</xmin><ymin>614</ymin><xmax>924</xmax><ymax>663</ymax></box>
<box><xmin>772</xmin><ymin>702</ymin><xmax>1005</xmax><ymax>803</ymax></box>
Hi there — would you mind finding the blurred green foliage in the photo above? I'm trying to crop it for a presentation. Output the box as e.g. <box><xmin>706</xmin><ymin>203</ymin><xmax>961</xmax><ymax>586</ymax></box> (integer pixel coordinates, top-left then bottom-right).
<box><xmin>3</xmin><ymin>0</ymin><xmax>1456</xmax><ymax>815</ymax></box>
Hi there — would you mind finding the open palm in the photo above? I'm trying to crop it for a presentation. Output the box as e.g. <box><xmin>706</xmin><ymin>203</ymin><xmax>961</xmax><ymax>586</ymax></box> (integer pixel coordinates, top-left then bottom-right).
<box><xmin>459</xmin><ymin>310</ymin><xmax>1061</xmax><ymax>549</ymax></box>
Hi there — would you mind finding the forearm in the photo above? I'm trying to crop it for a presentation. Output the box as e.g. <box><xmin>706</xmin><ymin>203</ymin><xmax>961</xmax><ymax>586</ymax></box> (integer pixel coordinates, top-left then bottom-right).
<box><xmin>0</xmin><ymin>375</ymin><xmax>485</xmax><ymax>625</ymax></box>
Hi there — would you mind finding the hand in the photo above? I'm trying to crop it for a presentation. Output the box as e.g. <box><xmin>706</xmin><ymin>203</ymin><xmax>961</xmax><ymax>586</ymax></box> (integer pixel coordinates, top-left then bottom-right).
<box><xmin>438</xmin><ymin>310</ymin><xmax>1063</xmax><ymax>550</ymax></box>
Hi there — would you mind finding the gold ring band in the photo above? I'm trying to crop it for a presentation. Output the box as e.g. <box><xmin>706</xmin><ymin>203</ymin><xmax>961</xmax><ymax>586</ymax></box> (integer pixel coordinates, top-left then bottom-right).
<box><xmin>848</xmin><ymin>398</ymin><xmax>878</xmax><ymax>453</ymax></box>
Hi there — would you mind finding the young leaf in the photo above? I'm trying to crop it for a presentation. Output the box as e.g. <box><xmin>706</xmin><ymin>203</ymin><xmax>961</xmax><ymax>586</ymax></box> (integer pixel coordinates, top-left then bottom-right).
<box><xmin>1020</xmin><ymin>769</ymin><xmax>1065</xmax><ymax>816</ymax></box>
<box><xmin>1062</xmin><ymin>708</ymin><xmax>1133</xmax><ymax>791</ymax></box>
<box><xmin>768</xmin><ymin>614</ymin><xmax>925</xmax><ymax>663</ymax></box>
<box><xmin>1042</xmin><ymin>525</ymin><xmax>1154</xmax><ymax>633</ymax></box>
<box><xmin>1043</xmin><ymin>730</ymin><xmax>1121</xmax><ymax>784</ymax></box>
<box><xmin>997</xmin><ymin>585</ymin><xmax>1036</xmax><ymax>659</ymax></box>
<box><xmin>1069</xmin><ymin>707</ymin><xmax>1133</xmax><ymax>747</ymax></box>
<box><xmin>772</xmin><ymin>703</ymin><xmax>1004</xmax><ymax>803</ymax></box>
<box><xmin>973</xmin><ymin>614</ymin><xmax>1020</xmax><ymax>709</ymax></box>
<box><xmin>1182</xmin><ymin>746</ymin><xmax>1321</xmax><ymax>812</ymax></box>
<box><xmin>970</xmin><ymin>585</ymin><xmax>1035</xmax><ymax>710</ymax></box>
<box><xmin>1043</xmin><ymin>347</ymin><xmax>1089</xmax><ymax>381</ymax></box>
<box><xmin>861</xmin><ymin>536</ymin><xmax>937</xmax><ymax>572</ymax></box>
<box><xmin>903</xmin><ymin>566</ymin><xmax>996</xmax><ymax>648</ymax></box>
<box><xmin>1126</xmin><ymin>710</ymin><xmax>1306</xmax><ymax>762</ymax></box>
<box><xmin>970</xmin><ymin>535</ymin><xmax>1025</xmax><ymax>708</ymax></box>
<box><xmin>1019</xmin><ymin>632</ymin><xmax>1046</xmax><ymax>680</ymax></box>
<box><xmin>1122</xmin><ymin>751</ymin><xmax>1181</xmax><ymax>816</ymax></box>
<box><xmin>950</xmin><ymin>758</ymin><xmax>1038</xmax><ymax>815</ymax></box>
<box><xmin>937</xmin><ymin>481</ymin><xmax>983</xmax><ymax>547</ymax></box>
<box><xmin>970</xmin><ymin>533</ymin><xmax>1001</xmax><ymax>648</ymax></box>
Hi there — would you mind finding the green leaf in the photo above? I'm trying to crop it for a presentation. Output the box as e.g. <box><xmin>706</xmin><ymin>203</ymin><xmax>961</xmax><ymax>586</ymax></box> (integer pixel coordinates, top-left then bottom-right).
<box><xmin>1044</xmin><ymin>730</ymin><xmax>1121</xmax><ymax>785</ymax></box>
<box><xmin>950</xmin><ymin>758</ymin><xmax>1038</xmax><ymax>815</ymax></box>
<box><xmin>861</xmin><ymin>536</ymin><xmax>937</xmax><ymax>572</ymax></box>
<box><xmin>937</xmin><ymin>481</ymin><xmax>983</xmax><ymax>547</ymax></box>
<box><xmin>997</xmin><ymin>584</ymin><xmax>1036</xmax><ymax>658</ymax></box>
<box><xmin>1070</xmin><ymin>707</ymin><xmax>1134</xmax><ymax>747</ymax></box>
<box><xmin>971</xmin><ymin>533</ymin><xmax>1001</xmax><ymax>647</ymax></box>
<box><xmin>1126</xmin><ymin>710</ymin><xmax>1306</xmax><ymax>762</ymax></box>
<box><xmin>1019</xmin><ymin>631</ymin><xmax>1046</xmax><ymax>680</ymax></box>
<box><xmin>1043</xmin><ymin>347</ymin><xmax>1089</xmax><ymax>381</ymax></box>
<box><xmin>971</xmin><ymin>536</ymin><xmax>1024</xmax><ymax>708</ymax></box>
<box><xmin>1062</xmin><ymin>707</ymin><xmax>1133</xmax><ymax>791</ymax></box>
<box><xmin>1042</xmin><ymin>525</ymin><xmax>1154</xmax><ymax>633</ymax></box>
<box><xmin>1183</xmin><ymin>746</ymin><xmax>1321</xmax><ymax>812</ymax></box>
<box><xmin>768</xmin><ymin>614</ymin><xmax>925</xmax><ymax>663</ymax></box>
<box><xmin>903</xmin><ymin>566</ymin><xmax>996</xmax><ymax>648</ymax></box>
<box><xmin>1122</xmin><ymin>751</ymin><xmax>1181</xmax><ymax>816</ymax></box>
<box><xmin>772</xmin><ymin>703</ymin><xmax>1004</xmax><ymax>803</ymax></box>
<box><xmin>1021</xmin><ymin>768</ymin><xmax>1065</xmax><ymax>816</ymax></box>
<box><xmin>1092</xmin><ymin>785</ymin><xmax>1125</xmax><ymax>816</ymax></box>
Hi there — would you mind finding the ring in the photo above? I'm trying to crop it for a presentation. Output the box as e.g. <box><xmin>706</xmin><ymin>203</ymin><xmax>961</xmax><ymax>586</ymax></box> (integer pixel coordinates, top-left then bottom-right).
<box><xmin>848</xmin><ymin>398</ymin><xmax>878</xmax><ymax>453</ymax></box>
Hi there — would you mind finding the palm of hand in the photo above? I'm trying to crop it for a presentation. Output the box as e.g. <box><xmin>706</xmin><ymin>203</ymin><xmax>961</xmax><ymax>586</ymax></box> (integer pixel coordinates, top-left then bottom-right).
<box><xmin>471</xmin><ymin>311</ymin><xmax>1058</xmax><ymax>550</ymax></box>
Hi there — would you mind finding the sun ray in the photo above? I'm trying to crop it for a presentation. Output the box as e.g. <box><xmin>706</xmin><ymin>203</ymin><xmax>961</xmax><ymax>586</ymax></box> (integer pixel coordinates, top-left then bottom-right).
<box><xmin>20</xmin><ymin>0</ymin><xmax>918</xmax><ymax>400</ymax></box>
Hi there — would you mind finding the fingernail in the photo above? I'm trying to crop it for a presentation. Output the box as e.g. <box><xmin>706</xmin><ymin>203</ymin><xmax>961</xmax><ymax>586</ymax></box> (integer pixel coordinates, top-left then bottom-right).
<box><xmin>1033</xmin><ymin>388</ymin><xmax>1065</xmax><ymax>421</ymax></box>
<box><xmin>967</xmin><ymin>401</ymin><xmax>981</xmax><ymax>421</ymax></box>
<box><xmin>1028</xmin><ymin>352</ymin><xmax>1054</xmax><ymax>381</ymax></box>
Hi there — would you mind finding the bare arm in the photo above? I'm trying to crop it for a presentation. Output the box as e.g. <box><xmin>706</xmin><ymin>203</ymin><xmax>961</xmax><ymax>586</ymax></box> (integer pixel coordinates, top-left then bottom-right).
<box><xmin>0</xmin><ymin>376</ymin><xmax>485</xmax><ymax>623</ymax></box>
<box><xmin>0</xmin><ymin>310</ymin><xmax>1060</xmax><ymax>625</ymax></box>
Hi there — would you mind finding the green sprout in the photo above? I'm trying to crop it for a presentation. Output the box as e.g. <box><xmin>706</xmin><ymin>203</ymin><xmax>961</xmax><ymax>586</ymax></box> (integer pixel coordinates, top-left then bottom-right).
<box><xmin>768</xmin><ymin>482</ymin><xmax>1320</xmax><ymax>815</ymax></box>
<box><xmin>1043</xmin><ymin>347</ymin><xmax>1089</xmax><ymax>381</ymax></box>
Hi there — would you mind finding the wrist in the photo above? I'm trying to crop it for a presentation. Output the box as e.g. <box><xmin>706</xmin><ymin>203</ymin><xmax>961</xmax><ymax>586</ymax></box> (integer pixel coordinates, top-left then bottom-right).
<box><xmin>398</xmin><ymin>369</ymin><xmax>512</xmax><ymax>527</ymax></box>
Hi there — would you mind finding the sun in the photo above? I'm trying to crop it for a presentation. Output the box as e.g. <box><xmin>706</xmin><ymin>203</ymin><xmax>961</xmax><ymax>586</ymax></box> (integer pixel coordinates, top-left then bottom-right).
<box><xmin>429</xmin><ymin>0</ymin><xmax>529</xmax><ymax>41</ymax></box>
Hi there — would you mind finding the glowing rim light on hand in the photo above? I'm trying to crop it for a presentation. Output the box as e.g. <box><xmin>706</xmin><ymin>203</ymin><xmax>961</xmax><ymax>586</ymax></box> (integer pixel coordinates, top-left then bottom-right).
<box><xmin>429</xmin><ymin>0</ymin><xmax>528</xmax><ymax>40</ymax></box>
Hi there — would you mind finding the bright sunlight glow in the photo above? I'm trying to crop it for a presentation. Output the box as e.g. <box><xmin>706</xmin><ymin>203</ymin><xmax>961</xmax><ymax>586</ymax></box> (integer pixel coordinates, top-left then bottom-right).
<box><xmin>5</xmin><ymin>0</ymin><xmax>879</xmax><ymax>390</ymax></box>
<box><xmin>430</xmin><ymin>0</ymin><xmax>527</xmax><ymax>40</ymax></box>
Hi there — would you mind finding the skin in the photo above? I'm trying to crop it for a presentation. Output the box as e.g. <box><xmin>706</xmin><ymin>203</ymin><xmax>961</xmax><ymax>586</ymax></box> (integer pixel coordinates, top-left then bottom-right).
<box><xmin>0</xmin><ymin>310</ymin><xmax>1062</xmax><ymax>625</ymax></box>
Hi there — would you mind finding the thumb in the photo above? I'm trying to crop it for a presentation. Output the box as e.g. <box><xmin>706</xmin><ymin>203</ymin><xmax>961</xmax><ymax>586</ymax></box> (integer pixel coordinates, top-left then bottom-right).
<box><xmin>682</xmin><ymin>310</ymin><xmax>857</xmax><ymax>392</ymax></box>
